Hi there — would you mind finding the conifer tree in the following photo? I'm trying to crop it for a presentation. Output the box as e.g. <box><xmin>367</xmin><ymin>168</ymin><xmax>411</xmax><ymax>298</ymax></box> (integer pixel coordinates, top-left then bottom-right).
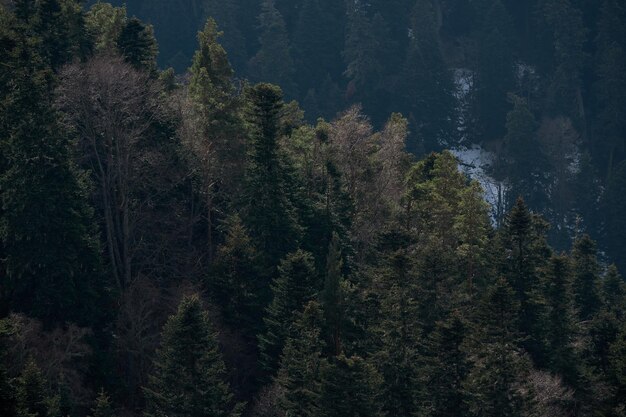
<box><xmin>321</xmin><ymin>233</ymin><xmax>344</xmax><ymax>355</ymax></box>
<box><xmin>603</xmin><ymin>265</ymin><xmax>625</xmax><ymax>316</ymax></box>
<box><xmin>1</xmin><ymin>37</ymin><xmax>103</xmax><ymax>327</ymax></box>
<box><xmin>258</xmin><ymin>250</ymin><xmax>318</xmax><ymax>376</ymax></box>
<box><xmin>401</xmin><ymin>0</ymin><xmax>456</xmax><ymax>151</ymax></box>
<box><xmin>423</xmin><ymin>312</ymin><xmax>471</xmax><ymax>417</ymax></box>
<box><xmin>497</xmin><ymin>198</ymin><xmax>550</xmax><ymax>363</ymax></box>
<box><xmin>90</xmin><ymin>390</ymin><xmax>115</xmax><ymax>417</ymax></box>
<box><xmin>116</xmin><ymin>17</ymin><xmax>158</xmax><ymax>73</ymax></box>
<box><xmin>464</xmin><ymin>278</ymin><xmax>532</xmax><ymax>417</ymax></box>
<box><xmin>144</xmin><ymin>295</ymin><xmax>242</xmax><ymax>417</ymax></box>
<box><xmin>501</xmin><ymin>95</ymin><xmax>549</xmax><ymax>210</ymax></box>
<box><xmin>187</xmin><ymin>17</ymin><xmax>243</xmax><ymax>260</ymax></box>
<box><xmin>0</xmin><ymin>320</ymin><xmax>16</xmax><ymax>417</ymax></box>
<box><xmin>371</xmin><ymin>229</ymin><xmax>422</xmax><ymax>417</ymax></box>
<box><xmin>543</xmin><ymin>255</ymin><xmax>579</xmax><ymax>386</ymax></box>
<box><xmin>571</xmin><ymin>234</ymin><xmax>602</xmax><ymax>321</ymax></box>
<box><xmin>276</xmin><ymin>301</ymin><xmax>325</xmax><ymax>417</ymax></box>
<box><xmin>319</xmin><ymin>354</ymin><xmax>384</xmax><ymax>417</ymax></box>
<box><xmin>16</xmin><ymin>359</ymin><xmax>48</xmax><ymax>417</ymax></box>
<box><xmin>248</xmin><ymin>1</ymin><xmax>297</xmax><ymax>98</ymax></box>
<box><xmin>243</xmin><ymin>83</ymin><xmax>301</xmax><ymax>279</ymax></box>
<box><xmin>470</xmin><ymin>0</ymin><xmax>516</xmax><ymax>142</ymax></box>
<box><xmin>210</xmin><ymin>215</ymin><xmax>261</xmax><ymax>332</ymax></box>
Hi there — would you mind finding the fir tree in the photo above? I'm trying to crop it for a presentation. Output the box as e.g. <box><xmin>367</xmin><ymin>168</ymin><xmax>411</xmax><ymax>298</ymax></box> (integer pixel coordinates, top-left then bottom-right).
<box><xmin>90</xmin><ymin>390</ymin><xmax>115</xmax><ymax>417</ymax></box>
<box><xmin>0</xmin><ymin>320</ymin><xmax>16</xmax><ymax>417</ymax></box>
<box><xmin>116</xmin><ymin>17</ymin><xmax>158</xmax><ymax>73</ymax></box>
<box><xmin>0</xmin><ymin>38</ymin><xmax>103</xmax><ymax>328</ymax></box>
<box><xmin>143</xmin><ymin>295</ymin><xmax>242</xmax><ymax>417</ymax></box>
<box><xmin>543</xmin><ymin>254</ymin><xmax>579</xmax><ymax>386</ymax></box>
<box><xmin>371</xmin><ymin>230</ymin><xmax>421</xmax><ymax>417</ymax></box>
<box><xmin>464</xmin><ymin>278</ymin><xmax>532</xmax><ymax>417</ymax></box>
<box><xmin>321</xmin><ymin>233</ymin><xmax>344</xmax><ymax>356</ymax></box>
<box><xmin>276</xmin><ymin>301</ymin><xmax>325</xmax><ymax>417</ymax></box>
<box><xmin>243</xmin><ymin>83</ymin><xmax>301</xmax><ymax>279</ymax></box>
<box><xmin>16</xmin><ymin>359</ymin><xmax>48</xmax><ymax>417</ymax></box>
<box><xmin>571</xmin><ymin>234</ymin><xmax>602</xmax><ymax>321</ymax></box>
<box><xmin>210</xmin><ymin>215</ymin><xmax>262</xmax><ymax>333</ymax></box>
<box><xmin>319</xmin><ymin>354</ymin><xmax>384</xmax><ymax>417</ymax></box>
<box><xmin>248</xmin><ymin>1</ymin><xmax>297</xmax><ymax>98</ymax></box>
<box><xmin>423</xmin><ymin>312</ymin><xmax>471</xmax><ymax>417</ymax></box>
<box><xmin>602</xmin><ymin>265</ymin><xmax>625</xmax><ymax>316</ymax></box>
<box><xmin>258</xmin><ymin>250</ymin><xmax>318</xmax><ymax>376</ymax></box>
<box><xmin>497</xmin><ymin>198</ymin><xmax>550</xmax><ymax>364</ymax></box>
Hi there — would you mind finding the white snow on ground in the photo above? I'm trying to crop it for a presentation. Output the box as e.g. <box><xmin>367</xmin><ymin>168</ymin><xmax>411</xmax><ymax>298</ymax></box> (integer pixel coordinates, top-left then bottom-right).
<box><xmin>451</xmin><ymin>145</ymin><xmax>509</xmax><ymax>222</ymax></box>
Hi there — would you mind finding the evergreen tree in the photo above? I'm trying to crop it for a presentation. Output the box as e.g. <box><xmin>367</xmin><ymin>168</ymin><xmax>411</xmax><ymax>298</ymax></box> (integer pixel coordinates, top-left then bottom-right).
<box><xmin>90</xmin><ymin>390</ymin><xmax>115</xmax><ymax>417</ymax></box>
<box><xmin>501</xmin><ymin>95</ymin><xmax>549</xmax><ymax>210</ymax></box>
<box><xmin>0</xmin><ymin>37</ymin><xmax>103</xmax><ymax>328</ymax></box>
<box><xmin>258</xmin><ymin>250</ymin><xmax>318</xmax><ymax>376</ymax></box>
<box><xmin>464</xmin><ymin>278</ymin><xmax>532</xmax><ymax>417</ymax></box>
<box><xmin>247</xmin><ymin>1</ymin><xmax>297</xmax><ymax>98</ymax></box>
<box><xmin>372</xmin><ymin>229</ymin><xmax>422</xmax><ymax>417</ymax></box>
<box><xmin>276</xmin><ymin>301</ymin><xmax>325</xmax><ymax>417</ymax></box>
<box><xmin>423</xmin><ymin>312</ymin><xmax>471</xmax><ymax>417</ymax></box>
<box><xmin>497</xmin><ymin>198</ymin><xmax>550</xmax><ymax>363</ymax></box>
<box><xmin>470</xmin><ymin>0</ymin><xmax>516</xmax><ymax>142</ymax></box>
<box><xmin>116</xmin><ymin>17</ymin><xmax>158</xmax><ymax>73</ymax></box>
<box><xmin>0</xmin><ymin>320</ymin><xmax>16</xmax><ymax>417</ymax></box>
<box><xmin>571</xmin><ymin>234</ymin><xmax>602</xmax><ymax>321</ymax></box>
<box><xmin>210</xmin><ymin>215</ymin><xmax>262</xmax><ymax>332</ymax></box>
<box><xmin>319</xmin><ymin>354</ymin><xmax>384</xmax><ymax>417</ymax></box>
<box><xmin>592</xmin><ymin>0</ymin><xmax>626</xmax><ymax>181</ymax></box>
<box><xmin>16</xmin><ymin>359</ymin><xmax>48</xmax><ymax>417</ymax></box>
<box><xmin>401</xmin><ymin>0</ymin><xmax>456</xmax><ymax>151</ymax></box>
<box><xmin>321</xmin><ymin>233</ymin><xmax>344</xmax><ymax>356</ymax></box>
<box><xmin>604</xmin><ymin>161</ymin><xmax>626</xmax><ymax>274</ymax></box>
<box><xmin>602</xmin><ymin>265</ymin><xmax>625</xmax><ymax>316</ymax></box>
<box><xmin>543</xmin><ymin>254</ymin><xmax>579</xmax><ymax>385</ymax></box>
<box><xmin>243</xmin><ymin>83</ymin><xmax>301</xmax><ymax>279</ymax></box>
<box><xmin>144</xmin><ymin>295</ymin><xmax>242</xmax><ymax>417</ymax></box>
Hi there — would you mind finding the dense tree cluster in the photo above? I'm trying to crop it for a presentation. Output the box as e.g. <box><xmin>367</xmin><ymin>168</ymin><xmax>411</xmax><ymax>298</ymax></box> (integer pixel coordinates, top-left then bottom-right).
<box><xmin>87</xmin><ymin>0</ymin><xmax>626</xmax><ymax>268</ymax></box>
<box><xmin>0</xmin><ymin>1</ymin><xmax>625</xmax><ymax>417</ymax></box>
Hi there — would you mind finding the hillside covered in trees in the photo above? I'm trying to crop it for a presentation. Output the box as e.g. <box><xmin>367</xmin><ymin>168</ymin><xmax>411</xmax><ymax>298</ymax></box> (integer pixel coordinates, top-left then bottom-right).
<box><xmin>1</xmin><ymin>0</ymin><xmax>626</xmax><ymax>416</ymax></box>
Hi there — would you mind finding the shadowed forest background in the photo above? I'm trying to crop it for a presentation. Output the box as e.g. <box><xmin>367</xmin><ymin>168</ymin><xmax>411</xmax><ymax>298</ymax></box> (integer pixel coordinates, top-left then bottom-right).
<box><xmin>1</xmin><ymin>0</ymin><xmax>626</xmax><ymax>416</ymax></box>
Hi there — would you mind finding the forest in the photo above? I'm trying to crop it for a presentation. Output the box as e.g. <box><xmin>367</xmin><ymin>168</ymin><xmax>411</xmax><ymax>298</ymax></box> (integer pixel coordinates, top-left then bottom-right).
<box><xmin>0</xmin><ymin>0</ymin><xmax>625</xmax><ymax>416</ymax></box>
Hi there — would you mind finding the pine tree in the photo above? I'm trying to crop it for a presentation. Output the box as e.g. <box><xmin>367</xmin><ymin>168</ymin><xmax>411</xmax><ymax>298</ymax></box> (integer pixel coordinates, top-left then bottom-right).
<box><xmin>187</xmin><ymin>17</ymin><xmax>244</xmax><ymax>261</ymax></box>
<box><xmin>116</xmin><ymin>17</ymin><xmax>158</xmax><ymax>73</ymax></box>
<box><xmin>16</xmin><ymin>359</ymin><xmax>48</xmax><ymax>417</ymax></box>
<box><xmin>464</xmin><ymin>278</ymin><xmax>532</xmax><ymax>417</ymax></box>
<box><xmin>371</xmin><ymin>229</ymin><xmax>422</xmax><ymax>417</ymax></box>
<box><xmin>497</xmin><ymin>198</ymin><xmax>550</xmax><ymax>364</ymax></box>
<box><xmin>604</xmin><ymin>162</ymin><xmax>626</xmax><ymax>274</ymax></box>
<box><xmin>571</xmin><ymin>234</ymin><xmax>602</xmax><ymax>321</ymax></box>
<box><xmin>501</xmin><ymin>95</ymin><xmax>549</xmax><ymax>210</ymax></box>
<box><xmin>543</xmin><ymin>254</ymin><xmax>579</xmax><ymax>386</ymax></box>
<box><xmin>247</xmin><ymin>1</ymin><xmax>297</xmax><ymax>98</ymax></box>
<box><xmin>0</xmin><ymin>320</ymin><xmax>16</xmax><ymax>417</ymax></box>
<box><xmin>143</xmin><ymin>295</ymin><xmax>242</xmax><ymax>417</ymax></box>
<box><xmin>470</xmin><ymin>0</ymin><xmax>516</xmax><ymax>142</ymax></box>
<box><xmin>210</xmin><ymin>215</ymin><xmax>262</xmax><ymax>333</ymax></box>
<box><xmin>401</xmin><ymin>0</ymin><xmax>456</xmax><ymax>151</ymax></box>
<box><xmin>90</xmin><ymin>390</ymin><xmax>115</xmax><ymax>417</ymax></box>
<box><xmin>276</xmin><ymin>301</ymin><xmax>325</xmax><ymax>417</ymax></box>
<box><xmin>319</xmin><ymin>354</ymin><xmax>384</xmax><ymax>417</ymax></box>
<box><xmin>243</xmin><ymin>83</ymin><xmax>301</xmax><ymax>280</ymax></box>
<box><xmin>321</xmin><ymin>233</ymin><xmax>344</xmax><ymax>355</ymax></box>
<box><xmin>0</xmin><ymin>37</ymin><xmax>103</xmax><ymax>328</ymax></box>
<box><xmin>603</xmin><ymin>265</ymin><xmax>625</xmax><ymax>316</ymax></box>
<box><xmin>592</xmin><ymin>0</ymin><xmax>626</xmax><ymax>181</ymax></box>
<box><xmin>423</xmin><ymin>312</ymin><xmax>471</xmax><ymax>417</ymax></box>
<box><xmin>258</xmin><ymin>250</ymin><xmax>318</xmax><ymax>376</ymax></box>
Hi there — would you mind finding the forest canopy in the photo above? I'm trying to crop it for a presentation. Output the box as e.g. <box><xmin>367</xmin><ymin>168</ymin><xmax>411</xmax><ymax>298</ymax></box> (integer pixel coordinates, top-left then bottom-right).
<box><xmin>0</xmin><ymin>0</ymin><xmax>625</xmax><ymax>417</ymax></box>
